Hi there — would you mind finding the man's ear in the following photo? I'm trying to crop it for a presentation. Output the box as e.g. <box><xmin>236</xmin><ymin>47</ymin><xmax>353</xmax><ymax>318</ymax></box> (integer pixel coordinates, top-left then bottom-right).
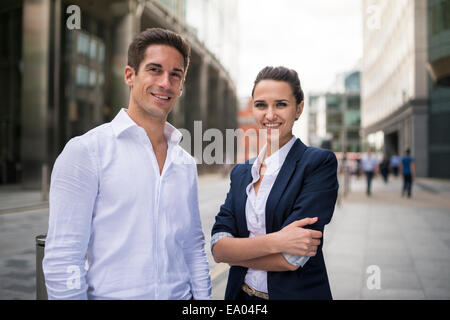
<box><xmin>295</xmin><ymin>101</ymin><xmax>304</xmax><ymax>120</ymax></box>
<box><xmin>177</xmin><ymin>78</ymin><xmax>185</xmax><ymax>97</ymax></box>
<box><xmin>124</xmin><ymin>66</ymin><xmax>135</xmax><ymax>87</ymax></box>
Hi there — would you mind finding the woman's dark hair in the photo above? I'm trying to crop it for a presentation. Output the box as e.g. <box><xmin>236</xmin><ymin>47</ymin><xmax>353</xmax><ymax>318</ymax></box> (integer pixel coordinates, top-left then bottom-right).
<box><xmin>128</xmin><ymin>28</ymin><xmax>191</xmax><ymax>75</ymax></box>
<box><xmin>251</xmin><ymin>66</ymin><xmax>304</xmax><ymax>105</ymax></box>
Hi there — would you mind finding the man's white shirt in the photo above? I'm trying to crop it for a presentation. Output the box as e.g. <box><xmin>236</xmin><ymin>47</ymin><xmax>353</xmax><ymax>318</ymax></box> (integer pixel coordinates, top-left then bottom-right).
<box><xmin>43</xmin><ymin>108</ymin><xmax>212</xmax><ymax>300</ymax></box>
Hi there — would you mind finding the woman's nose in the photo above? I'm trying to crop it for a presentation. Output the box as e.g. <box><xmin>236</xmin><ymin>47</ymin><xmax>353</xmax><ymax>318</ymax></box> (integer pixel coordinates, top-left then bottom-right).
<box><xmin>265</xmin><ymin>107</ymin><xmax>277</xmax><ymax>121</ymax></box>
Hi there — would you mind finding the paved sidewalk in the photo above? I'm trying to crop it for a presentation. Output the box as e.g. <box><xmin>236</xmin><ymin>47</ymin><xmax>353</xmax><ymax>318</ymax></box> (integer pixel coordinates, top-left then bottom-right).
<box><xmin>0</xmin><ymin>186</ymin><xmax>47</xmax><ymax>215</ymax></box>
<box><xmin>324</xmin><ymin>174</ymin><xmax>450</xmax><ymax>299</ymax></box>
<box><xmin>1</xmin><ymin>173</ymin><xmax>449</xmax><ymax>300</ymax></box>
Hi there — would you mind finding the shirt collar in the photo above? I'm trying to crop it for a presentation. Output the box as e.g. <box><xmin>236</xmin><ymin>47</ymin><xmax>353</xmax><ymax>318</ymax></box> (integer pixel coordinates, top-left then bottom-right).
<box><xmin>111</xmin><ymin>108</ymin><xmax>183</xmax><ymax>145</ymax></box>
<box><xmin>111</xmin><ymin>108</ymin><xmax>137</xmax><ymax>137</ymax></box>
<box><xmin>251</xmin><ymin>136</ymin><xmax>297</xmax><ymax>177</ymax></box>
<box><xmin>163</xmin><ymin>121</ymin><xmax>183</xmax><ymax>145</ymax></box>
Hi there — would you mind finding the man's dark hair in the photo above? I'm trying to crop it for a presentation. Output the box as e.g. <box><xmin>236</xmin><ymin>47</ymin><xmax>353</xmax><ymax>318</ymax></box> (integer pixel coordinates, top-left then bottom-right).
<box><xmin>251</xmin><ymin>66</ymin><xmax>304</xmax><ymax>105</ymax></box>
<box><xmin>127</xmin><ymin>28</ymin><xmax>191</xmax><ymax>75</ymax></box>
<box><xmin>405</xmin><ymin>148</ymin><xmax>410</xmax><ymax>155</ymax></box>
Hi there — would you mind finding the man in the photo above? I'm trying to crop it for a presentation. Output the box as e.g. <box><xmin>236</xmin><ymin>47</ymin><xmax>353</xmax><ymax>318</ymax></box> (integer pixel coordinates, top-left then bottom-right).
<box><xmin>360</xmin><ymin>149</ymin><xmax>378</xmax><ymax>196</ymax></box>
<box><xmin>400</xmin><ymin>148</ymin><xmax>415</xmax><ymax>198</ymax></box>
<box><xmin>43</xmin><ymin>28</ymin><xmax>211</xmax><ymax>299</ymax></box>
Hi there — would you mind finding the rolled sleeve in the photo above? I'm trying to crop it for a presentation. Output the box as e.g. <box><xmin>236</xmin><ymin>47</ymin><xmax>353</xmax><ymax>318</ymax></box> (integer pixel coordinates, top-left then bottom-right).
<box><xmin>183</xmin><ymin>164</ymin><xmax>212</xmax><ymax>300</ymax></box>
<box><xmin>282</xmin><ymin>253</ymin><xmax>310</xmax><ymax>267</ymax></box>
<box><xmin>43</xmin><ymin>137</ymin><xmax>98</xmax><ymax>300</ymax></box>
<box><xmin>210</xmin><ymin>232</ymin><xmax>234</xmax><ymax>253</ymax></box>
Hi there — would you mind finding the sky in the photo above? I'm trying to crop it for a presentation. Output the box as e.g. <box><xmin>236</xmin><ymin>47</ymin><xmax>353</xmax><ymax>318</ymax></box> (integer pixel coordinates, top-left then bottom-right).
<box><xmin>237</xmin><ymin>0</ymin><xmax>363</xmax><ymax>98</ymax></box>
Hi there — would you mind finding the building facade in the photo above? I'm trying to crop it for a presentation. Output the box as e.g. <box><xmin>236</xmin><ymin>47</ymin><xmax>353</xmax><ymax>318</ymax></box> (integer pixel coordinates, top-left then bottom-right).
<box><xmin>308</xmin><ymin>71</ymin><xmax>362</xmax><ymax>153</ymax></box>
<box><xmin>236</xmin><ymin>97</ymin><xmax>258</xmax><ymax>163</ymax></box>
<box><xmin>361</xmin><ymin>0</ymin><xmax>429</xmax><ymax>177</ymax></box>
<box><xmin>427</xmin><ymin>0</ymin><xmax>450</xmax><ymax>178</ymax></box>
<box><xmin>0</xmin><ymin>0</ymin><xmax>238</xmax><ymax>187</ymax></box>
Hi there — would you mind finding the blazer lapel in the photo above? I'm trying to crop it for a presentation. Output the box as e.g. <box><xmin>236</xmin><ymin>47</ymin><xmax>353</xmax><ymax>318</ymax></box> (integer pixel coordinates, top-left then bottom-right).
<box><xmin>236</xmin><ymin>161</ymin><xmax>253</xmax><ymax>237</ymax></box>
<box><xmin>265</xmin><ymin>139</ymin><xmax>307</xmax><ymax>233</ymax></box>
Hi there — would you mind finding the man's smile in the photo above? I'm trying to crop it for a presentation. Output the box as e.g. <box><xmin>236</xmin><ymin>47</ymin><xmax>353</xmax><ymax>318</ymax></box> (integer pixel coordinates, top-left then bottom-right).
<box><xmin>150</xmin><ymin>92</ymin><xmax>172</xmax><ymax>102</ymax></box>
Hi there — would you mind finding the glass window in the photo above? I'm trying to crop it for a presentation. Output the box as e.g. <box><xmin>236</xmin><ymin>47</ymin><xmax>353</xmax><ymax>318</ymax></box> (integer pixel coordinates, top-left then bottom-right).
<box><xmin>344</xmin><ymin>72</ymin><xmax>360</xmax><ymax>92</ymax></box>
<box><xmin>345</xmin><ymin>110</ymin><xmax>361</xmax><ymax>126</ymax></box>
<box><xmin>89</xmin><ymin>38</ymin><xmax>97</xmax><ymax>60</ymax></box>
<box><xmin>348</xmin><ymin>96</ymin><xmax>360</xmax><ymax>109</ymax></box>
<box><xmin>158</xmin><ymin>0</ymin><xmax>177</xmax><ymax>15</ymax></box>
<box><xmin>77</xmin><ymin>32</ymin><xmax>89</xmax><ymax>56</ymax></box>
<box><xmin>326</xmin><ymin>95</ymin><xmax>342</xmax><ymax>110</ymax></box>
<box><xmin>98</xmin><ymin>72</ymin><xmax>104</xmax><ymax>86</ymax></box>
<box><xmin>444</xmin><ymin>0</ymin><xmax>450</xmax><ymax>30</ymax></box>
<box><xmin>327</xmin><ymin>113</ymin><xmax>342</xmax><ymax>127</ymax></box>
<box><xmin>346</xmin><ymin>131</ymin><xmax>360</xmax><ymax>140</ymax></box>
<box><xmin>89</xmin><ymin>70</ymin><xmax>96</xmax><ymax>87</ymax></box>
<box><xmin>76</xmin><ymin>64</ymin><xmax>89</xmax><ymax>86</ymax></box>
<box><xmin>98</xmin><ymin>42</ymin><xmax>105</xmax><ymax>63</ymax></box>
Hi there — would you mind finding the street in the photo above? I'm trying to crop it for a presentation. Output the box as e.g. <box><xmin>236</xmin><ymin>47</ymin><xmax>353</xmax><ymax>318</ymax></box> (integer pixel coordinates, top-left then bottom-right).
<box><xmin>0</xmin><ymin>172</ymin><xmax>449</xmax><ymax>299</ymax></box>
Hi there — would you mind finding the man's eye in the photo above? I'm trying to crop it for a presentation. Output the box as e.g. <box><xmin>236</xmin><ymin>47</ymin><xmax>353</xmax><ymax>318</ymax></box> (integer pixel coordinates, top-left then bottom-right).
<box><xmin>149</xmin><ymin>68</ymin><xmax>161</xmax><ymax>73</ymax></box>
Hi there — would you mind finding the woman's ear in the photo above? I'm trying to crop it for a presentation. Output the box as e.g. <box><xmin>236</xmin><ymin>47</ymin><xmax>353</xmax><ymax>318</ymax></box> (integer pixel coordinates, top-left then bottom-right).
<box><xmin>295</xmin><ymin>101</ymin><xmax>304</xmax><ymax>120</ymax></box>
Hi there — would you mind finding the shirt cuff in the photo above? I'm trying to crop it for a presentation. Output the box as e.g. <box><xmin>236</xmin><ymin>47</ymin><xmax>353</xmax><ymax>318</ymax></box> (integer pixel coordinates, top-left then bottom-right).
<box><xmin>210</xmin><ymin>232</ymin><xmax>234</xmax><ymax>253</ymax></box>
<box><xmin>191</xmin><ymin>288</ymin><xmax>212</xmax><ymax>300</ymax></box>
<box><xmin>282</xmin><ymin>253</ymin><xmax>310</xmax><ymax>267</ymax></box>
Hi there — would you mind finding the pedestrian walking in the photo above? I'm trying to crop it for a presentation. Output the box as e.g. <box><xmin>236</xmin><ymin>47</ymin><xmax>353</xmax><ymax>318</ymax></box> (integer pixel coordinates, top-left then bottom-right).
<box><xmin>211</xmin><ymin>66</ymin><xmax>338</xmax><ymax>300</ymax></box>
<box><xmin>43</xmin><ymin>28</ymin><xmax>211</xmax><ymax>300</ymax></box>
<box><xmin>355</xmin><ymin>157</ymin><xmax>362</xmax><ymax>179</ymax></box>
<box><xmin>400</xmin><ymin>148</ymin><xmax>415</xmax><ymax>198</ymax></box>
<box><xmin>379</xmin><ymin>156</ymin><xmax>390</xmax><ymax>183</ymax></box>
<box><xmin>390</xmin><ymin>154</ymin><xmax>400</xmax><ymax>177</ymax></box>
<box><xmin>360</xmin><ymin>149</ymin><xmax>378</xmax><ymax>196</ymax></box>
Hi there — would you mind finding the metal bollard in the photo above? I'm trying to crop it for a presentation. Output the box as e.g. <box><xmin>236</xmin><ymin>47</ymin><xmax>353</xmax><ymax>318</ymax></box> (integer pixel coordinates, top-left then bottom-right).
<box><xmin>36</xmin><ymin>234</ymin><xmax>48</xmax><ymax>300</ymax></box>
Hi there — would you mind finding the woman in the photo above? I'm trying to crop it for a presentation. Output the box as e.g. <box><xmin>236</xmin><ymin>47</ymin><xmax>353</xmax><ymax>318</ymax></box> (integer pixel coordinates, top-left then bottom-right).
<box><xmin>211</xmin><ymin>66</ymin><xmax>338</xmax><ymax>300</ymax></box>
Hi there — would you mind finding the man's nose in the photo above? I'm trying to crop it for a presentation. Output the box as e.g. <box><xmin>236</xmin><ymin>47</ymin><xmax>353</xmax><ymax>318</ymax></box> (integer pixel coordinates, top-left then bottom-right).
<box><xmin>158</xmin><ymin>72</ymin><xmax>171</xmax><ymax>89</ymax></box>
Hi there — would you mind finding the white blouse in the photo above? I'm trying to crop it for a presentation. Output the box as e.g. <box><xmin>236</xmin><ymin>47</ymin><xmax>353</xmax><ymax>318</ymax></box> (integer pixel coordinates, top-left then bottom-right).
<box><xmin>244</xmin><ymin>136</ymin><xmax>309</xmax><ymax>293</ymax></box>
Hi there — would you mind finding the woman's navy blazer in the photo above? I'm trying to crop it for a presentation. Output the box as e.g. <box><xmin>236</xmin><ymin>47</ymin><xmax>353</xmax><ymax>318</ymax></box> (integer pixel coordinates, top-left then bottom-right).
<box><xmin>211</xmin><ymin>138</ymin><xmax>339</xmax><ymax>300</ymax></box>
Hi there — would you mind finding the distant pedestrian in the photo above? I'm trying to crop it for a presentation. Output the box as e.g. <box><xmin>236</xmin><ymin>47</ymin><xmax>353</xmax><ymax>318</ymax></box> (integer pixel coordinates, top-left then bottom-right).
<box><xmin>379</xmin><ymin>157</ymin><xmax>390</xmax><ymax>183</ymax></box>
<box><xmin>390</xmin><ymin>154</ymin><xmax>400</xmax><ymax>177</ymax></box>
<box><xmin>361</xmin><ymin>149</ymin><xmax>378</xmax><ymax>196</ymax></box>
<box><xmin>400</xmin><ymin>148</ymin><xmax>415</xmax><ymax>198</ymax></box>
<box><xmin>355</xmin><ymin>158</ymin><xmax>362</xmax><ymax>179</ymax></box>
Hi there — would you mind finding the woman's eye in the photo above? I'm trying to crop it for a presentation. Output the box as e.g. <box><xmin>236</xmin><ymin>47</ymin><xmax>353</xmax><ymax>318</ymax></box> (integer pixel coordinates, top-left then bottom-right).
<box><xmin>277</xmin><ymin>102</ymin><xmax>287</xmax><ymax>107</ymax></box>
<box><xmin>255</xmin><ymin>103</ymin><xmax>266</xmax><ymax>108</ymax></box>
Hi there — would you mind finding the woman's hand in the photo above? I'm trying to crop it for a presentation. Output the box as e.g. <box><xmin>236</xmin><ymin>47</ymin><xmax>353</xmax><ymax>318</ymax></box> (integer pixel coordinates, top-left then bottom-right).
<box><xmin>273</xmin><ymin>217</ymin><xmax>322</xmax><ymax>257</ymax></box>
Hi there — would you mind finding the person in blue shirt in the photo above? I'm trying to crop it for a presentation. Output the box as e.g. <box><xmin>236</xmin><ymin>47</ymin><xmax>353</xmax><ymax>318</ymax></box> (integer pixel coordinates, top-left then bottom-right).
<box><xmin>400</xmin><ymin>148</ymin><xmax>415</xmax><ymax>198</ymax></box>
<box><xmin>360</xmin><ymin>149</ymin><xmax>379</xmax><ymax>196</ymax></box>
<box><xmin>390</xmin><ymin>154</ymin><xmax>400</xmax><ymax>177</ymax></box>
<box><xmin>211</xmin><ymin>66</ymin><xmax>338</xmax><ymax>300</ymax></box>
